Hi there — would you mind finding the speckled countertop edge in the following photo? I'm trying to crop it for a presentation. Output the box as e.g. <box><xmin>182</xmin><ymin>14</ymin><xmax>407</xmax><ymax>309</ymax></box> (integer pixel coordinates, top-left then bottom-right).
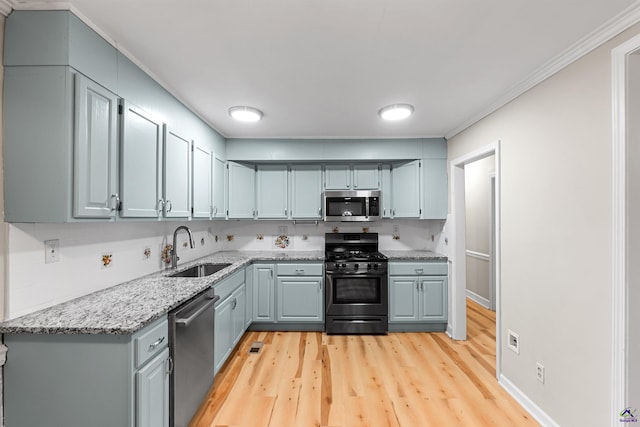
<box><xmin>0</xmin><ymin>250</ymin><xmax>324</xmax><ymax>336</ymax></box>
<box><xmin>381</xmin><ymin>250</ymin><xmax>448</xmax><ymax>261</ymax></box>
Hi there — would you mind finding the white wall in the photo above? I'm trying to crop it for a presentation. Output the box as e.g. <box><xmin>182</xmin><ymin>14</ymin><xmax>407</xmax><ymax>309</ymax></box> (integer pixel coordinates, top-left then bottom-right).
<box><xmin>447</xmin><ymin>23</ymin><xmax>640</xmax><ymax>427</ymax></box>
<box><xmin>464</xmin><ymin>155</ymin><xmax>494</xmax><ymax>305</ymax></box>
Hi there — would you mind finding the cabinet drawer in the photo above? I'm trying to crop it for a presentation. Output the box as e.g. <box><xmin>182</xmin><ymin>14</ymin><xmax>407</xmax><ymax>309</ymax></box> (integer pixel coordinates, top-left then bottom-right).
<box><xmin>214</xmin><ymin>269</ymin><xmax>245</xmax><ymax>302</ymax></box>
<box><xmin>389</xmin><ymin>262</ymin><xmax>448</xmax><ymax>276</ymax></box>
<box><xmin>135</xmin><ymin>317</ymin><xmax>169</xmax><ymax>369</ymax></box>
<box><xmin>277</xmin><ymin>263</ymin><xmax>323</xmax><ymax>276</ymax></box>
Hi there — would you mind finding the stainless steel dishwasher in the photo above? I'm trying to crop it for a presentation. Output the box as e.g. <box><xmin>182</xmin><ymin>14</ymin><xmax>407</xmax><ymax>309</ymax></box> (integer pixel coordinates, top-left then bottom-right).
<box><xmin>169</xmin><ymin>288</ymin><xmax>219</xmax><ymax>427</ymax></box>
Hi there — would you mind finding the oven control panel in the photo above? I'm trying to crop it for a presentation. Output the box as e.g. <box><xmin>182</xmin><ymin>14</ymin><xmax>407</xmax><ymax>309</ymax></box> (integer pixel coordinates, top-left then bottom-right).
<box><xmin>326</xmin><ymin>262</ymin><xmax>388</xmax><ymax>274</ymax></box>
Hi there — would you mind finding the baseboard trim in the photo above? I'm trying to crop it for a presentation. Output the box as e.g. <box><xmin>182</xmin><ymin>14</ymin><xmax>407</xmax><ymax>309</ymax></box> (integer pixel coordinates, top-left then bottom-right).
<box><xmin>499</xmin><ymin>374</ymin><xmax>560</xmax><ymax>427</ymax></box>
<box><xmin>466</xmin><ymin>290</ymin><xmax>491</xmax><ymax>309</ymax></box>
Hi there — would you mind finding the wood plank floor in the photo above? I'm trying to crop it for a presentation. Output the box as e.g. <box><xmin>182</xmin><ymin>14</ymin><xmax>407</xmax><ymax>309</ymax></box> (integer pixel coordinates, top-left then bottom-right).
<box><xmin>190</xmin><ymin>300</ymin><xmax>539</xmax><ymax>427</ymax></box>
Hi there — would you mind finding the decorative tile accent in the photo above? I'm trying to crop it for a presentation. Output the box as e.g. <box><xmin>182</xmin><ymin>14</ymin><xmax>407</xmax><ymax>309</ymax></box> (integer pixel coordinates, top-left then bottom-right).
<box><xmin>362</xmin><ymin>227</ymin><xmax>369</xmax><ymax>233</ymax></box>
<box><xmin>256</xmin><ymin>234</ymin><xmax>264</xmax><ymax>240</ymax></box>
<box><xmin>332</xmin><ymin>227</ymin><xmax>339</xmax><ymax>233</ymax></box>
<box><xmin>275</xmin><ymin>235</ymin><xmax>290</xmax><ymax>249</ymax></box>
<box><xmin>101</xmin><ymin>253</ymin><xmax>113</xmax><ymax>268</ymax></box>
<box><xmin>226</xmin><ymin>235</ymin><xmax>234</xmax><ymax>241</ymax></box>
<box><xmin>161</xmin><ymin>245</ymin><xmax>173</xmax><ymax>265</ymax></box>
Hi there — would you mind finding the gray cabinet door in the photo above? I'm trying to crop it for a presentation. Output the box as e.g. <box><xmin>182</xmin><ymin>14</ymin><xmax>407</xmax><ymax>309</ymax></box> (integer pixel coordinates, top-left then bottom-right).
<box><xmin>120</xmin><ymin>102</ymin><xmax>163</xmax><ymax>217</ymax></box>
<box><xmin>253</xmin><ymin>264</ymin><xmax>275</xmax><ymax>322</ymax></box>
<box><xmin>353</xmin><ymin>164</ymin><xmax>380</xmax><ymax>189</ymax></box>
<box><xmin>244</xmin><ymin>265</ymin><xmax>254</xmax><ymax>327</ymax></box>
<box><xmin>391</xmin><ymin>160</ymin><xmax>421</xmax><ymax>218</ymax></box>
<box><xmin>324</xmin><ymin>164</ymin><xmax>351</xmax><ymax>190</ymax></box>
<box><xmin>231</xmin><ymin>284</ymin><xmax>246</xmax><ymax>345</ymax></box>
<box><xmin>389</xmin><ymin>276</ymin><xmax>420</xmax><ymax>322</ymax></box>
<box><xmin>381</xmin><ymin>164</ymin><xmax>392</xmax><ymax>218</ymax></box>
<box><xmin>212</xmin><ymin>156</ymin><xmax>227</xmax><ymax>218</ymax></box>
<box><xmin>419</xmin><ymin>277</ymin><xmax>448</xmax><ymax>322</ymax></box>
<box><xmin>136</xmin><ymin>347</ymin><xmax>170</xmax><ymax>427</ymax></box>
<box><xmin>227</xmin><ymin>161</ymin><xmax>256</xmax><ymax>218</ymax></box>
<box><xmin>421</xmin><ymin>158</ymin><xmax>448</xmax><ymax>219</ymax></box>
<box><xmin>192</xmin><ymin>143</ymin><xmax>212</xmax><ymax>218</ymax></box>
<box><xmin>214</xmin><ymin>296</ymin><xmax>234</xmax><ymax>374</ymax></box>
<box><xmin>291</xmin><ymin>164</ymin><xmax>322</xmax><ymax>218</ymax></box>
<box><xmin>256</xmin><ymin>165</ymin><xmax>288</xmax><ymax>218</ymax></box>
<box><xmin>73</xmin><ymin>74</ymin><xmax>119</xmax><ymax>218</ymax></box>
<box><xmin>277</xmin><ymin>276</ymin><xmax>323</xmax><ymax>322</ymax></box>
<box><xmin>163</xmin><ymin>127</ymin><xmax>191</xmax><ymax>218</ymax></box>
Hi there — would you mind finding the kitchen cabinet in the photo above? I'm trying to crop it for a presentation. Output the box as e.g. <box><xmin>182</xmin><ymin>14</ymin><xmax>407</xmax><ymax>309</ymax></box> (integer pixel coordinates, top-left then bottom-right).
<box><xmin>192</xmin><ymin>143</ymin><xmax>213</xmax><ymax>218</ymax></box>
<box><xmin>253</xmin><ymin>264</ymin><xmax>276</xmax><ymax>322</ymax></box>
<box><xmin>163</xmin><ymin>127</ymin><xmax>192</xmax><ymax>218</ymax></box>
<box><xmin>214</xmin><ymin>269</ymin><xmax>246</xmax><ymax>374</ymax></box>
<box><xmin>421</xmin><ymin>158</ymin><xmax>448</xmax><ymax>219</ymax></box>
<box><xmin>389</xmin><ymin>261</ymin><xmax>448</xmax><ymax>331</ymax></box>
<box><xmin>212</xmin><ymin>156</ymin><xmax>227</xmax><ymax>218</ymax></box>
<box><xmin>390</xmin><ymin>160</ymin><xmax>422</xmax><ymax>218</ymax></box>
<box><xmin>74</xmin><ymin>74</ymin><xmax>119</xmax><ymax>218</ymax></box>
<box><xmin>381</xmin><ymin>164</ymin><xmax>392</xmax><ymax>218</ymax></box>
<box><xmin>3</xmin><ymin>316</ymin><xmax>170</xmax><ymax>427</ymax></box>
<box><xmin>276</xmin><ymin>263</ymin><xmax>324</xmax><ymax>323</ymax></box>
<box><xmin>324</xmin><ymin>163</ymin><xmax>381</xmax><ymax>190</ymax></box>
<box><xmin>4</xmin><ymin>66</ymin><xmax>120</xmax><ymax>222</ymax></box>
<box><xmin>290</xmin><ymin>164</ymin><xmax>323</xmax><ymax>219</ymax></box>
<box><xmin>245</xmin><ymin>265</ymin><xmax>254</xmax><ymax>327</ymax></box>
<box><xmin>120</xmin><ymin>101</ymin><xmax>164</xmax><ymax>218</ymax></box>
<box><xmin>256</xmin><ymin>165</ymin><xmax>288</xmax><ymax>218</ymax></box>
<box><xmin>227</xmin><ymin>161</ymin><xmax>256</xmax><ymax>219</ymax></box>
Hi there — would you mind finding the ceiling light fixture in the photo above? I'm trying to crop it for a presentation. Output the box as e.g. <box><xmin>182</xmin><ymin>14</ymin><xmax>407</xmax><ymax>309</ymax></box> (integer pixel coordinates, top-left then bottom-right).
<box><xmin>228</xmin><ymin>106</ymin><xmax>263</xmax><ymax>122</ymax></box>
<box><xmin>378</xmin><ymin>104</ymin><xmax>414</xmax><ymax>121</ymax></box>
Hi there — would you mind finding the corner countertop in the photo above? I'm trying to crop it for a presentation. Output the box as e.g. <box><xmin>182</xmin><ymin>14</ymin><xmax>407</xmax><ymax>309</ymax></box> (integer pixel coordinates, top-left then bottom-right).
<box><xmin>0</xmin><ymin>250</ymin><xmax>323</xmax><ymax>336</ymax></box>
<box><xmin>381</xmin><ymin>250</ymin><xmax>448</xmax><ymax>261</ymax></box>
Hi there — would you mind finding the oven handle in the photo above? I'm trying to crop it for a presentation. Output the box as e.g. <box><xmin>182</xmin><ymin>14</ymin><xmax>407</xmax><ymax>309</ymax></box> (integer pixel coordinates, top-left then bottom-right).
<box><xmin>325</xmin><ymin>270</ymin><xmax>387</xmax><ymax>277</ymax></box>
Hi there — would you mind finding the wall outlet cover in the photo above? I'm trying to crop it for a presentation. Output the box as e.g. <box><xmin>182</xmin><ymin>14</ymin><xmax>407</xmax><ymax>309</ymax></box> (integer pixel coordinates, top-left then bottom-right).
<box><xmin>508</xmin><ymin>329</ymin><xmax>520</xmax><ymax>354</ymax></box>
<box><xmin>44</xmin><ymin>239</ymin><xmax>60</xmax><ymax>264</ymax></box>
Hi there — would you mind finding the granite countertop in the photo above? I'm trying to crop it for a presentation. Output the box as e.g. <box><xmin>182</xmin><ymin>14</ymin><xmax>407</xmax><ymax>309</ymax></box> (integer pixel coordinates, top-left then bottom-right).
<box><xmin>0</xmin><ymin>250</ymin><xmax>324</xmax><ymax>336</ymax></box>
<box><xmin>381</xmin><ymin>250</ymin><xmax>448</xmax><ymax>261</ymax></box>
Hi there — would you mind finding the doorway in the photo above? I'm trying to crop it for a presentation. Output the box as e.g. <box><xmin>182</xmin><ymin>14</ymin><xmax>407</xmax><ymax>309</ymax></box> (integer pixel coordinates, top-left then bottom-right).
<box><xmin>612</xmin><ymin>33</ymin><xmax>640</xmax><ymax>423</ymax></box>
<box><xmin>449</xmin><ymin>141</ymin><xmax>501</xmax><ymax>378</ymax></box>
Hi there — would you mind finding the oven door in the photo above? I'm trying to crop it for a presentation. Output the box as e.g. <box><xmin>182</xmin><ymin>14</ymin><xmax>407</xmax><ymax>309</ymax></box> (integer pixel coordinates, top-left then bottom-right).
<box><xmin>325</xmin><ymin>271</ymin><xmax>388</xmax><ymax>317</ymax></box>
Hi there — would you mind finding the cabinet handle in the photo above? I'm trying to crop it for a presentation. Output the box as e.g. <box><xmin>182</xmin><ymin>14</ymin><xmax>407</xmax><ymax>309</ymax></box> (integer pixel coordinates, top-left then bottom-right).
<box><xmin>318</xmin><ymin>207</ymin><xmax>322</xmax><ymax>216</ymax></box>
<box><xmin>420</xmin><ymin>282</ymin><xmax>424</xmax><ymax>291</ymax></box>
<box><xmin>270</xmin><ymin>269</ymin><xmax>273</xmax><ymax>278</ymax></box>
<box><xmin>415</xmin><ymin>269</ymin><xmax>424</xmax><ymax>275</ymax></box>
<box><xmin>392</xmin><ymin>208</ymin><xmax>396</xmax><ymax>217</ymax></box>
<box><xmin>285</xmin><ymin>208</ymin><xmax>288</xmax><ymax>216</ymax></box>
<box><xmin>148</xmin><ymin>336</ymin><xmax>165</xmax><ymax>351</ymax></box>
<box><xmin>165</xmin><ymin>356</ymin><xmax>174</xmax><ymax>375</ymax></box>
<box><xmin>166</xmin><ymin>200</ymin><xmax>172</xmax><ymax>213</ymax></box>
<box><xmin>295</xmin><ymin>269</ymin><xmax>304</xmax><ymax>275</ymax></box>
<box><xmin>157</xmin><ymin>199</ymin><xmax>165</xmax><ymax>214</ymax></box>
<box><xmin>210</xmin><ymin>205</ymin><xmax>214</xmax><ymax>215</ymax></box>
<box><xmin>415</xmin><ymin>280</ymin><xmax>419</xmax><ymax>290</ymax></box>
<box><xmin>110</xmin><ymin>193</ymin><xmax>120</xmax><ymax>211</ymax></box>
<box><xmin>231</xmin><ymin>297</ymin><xmax>237</xmax><ymax>310</ymax></box>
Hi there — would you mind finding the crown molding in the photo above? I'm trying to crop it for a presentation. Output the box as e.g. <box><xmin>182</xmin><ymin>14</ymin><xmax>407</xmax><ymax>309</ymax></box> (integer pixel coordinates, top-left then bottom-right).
<box><xmin>0</xmin><ymin>0</ymin><xmax>14</xmax><ymax>15</ymax></box>
<box><xmin>445</xmin><ymin>0</ymin><xmax>640</xmax><ymax>140</ymax></box>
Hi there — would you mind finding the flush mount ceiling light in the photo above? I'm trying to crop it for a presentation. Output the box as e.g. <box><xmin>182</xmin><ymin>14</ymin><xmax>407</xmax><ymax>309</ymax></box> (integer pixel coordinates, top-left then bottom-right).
<box><xmin>378</xmin><ymin>103</ymin><xmax>414</xmax><ymax>121</ymax></box>
<box><xmin>228</xmin><ymin>106</ymin><xmax>263</xmax><ymax>122</ymax></box>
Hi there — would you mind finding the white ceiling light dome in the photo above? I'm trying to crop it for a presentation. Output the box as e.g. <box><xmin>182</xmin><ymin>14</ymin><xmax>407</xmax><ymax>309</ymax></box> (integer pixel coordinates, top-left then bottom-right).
<box><xmin>378</xmin><ymin>104</ymin><xmax>414</xmax><ymax>121</ymax></box>
<box><xmin>228</xmin><ymin>106</ymin><xmax>263</xmax><ymax>122</ymax></box>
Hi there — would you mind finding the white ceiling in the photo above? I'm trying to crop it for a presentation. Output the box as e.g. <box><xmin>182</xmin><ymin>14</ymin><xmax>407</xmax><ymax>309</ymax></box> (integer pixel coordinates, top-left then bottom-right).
<box><xmin>10</xmin><ymin>0</ymin><xmax>640</xmax><ymax>139</ymax></box>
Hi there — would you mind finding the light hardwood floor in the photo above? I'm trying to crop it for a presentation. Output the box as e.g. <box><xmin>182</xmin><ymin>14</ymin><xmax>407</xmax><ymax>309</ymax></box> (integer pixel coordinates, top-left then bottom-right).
<box><xmin>190</xmin><ymin>300</ymin><xmax>539</xmax><ymax>426</ymax></box>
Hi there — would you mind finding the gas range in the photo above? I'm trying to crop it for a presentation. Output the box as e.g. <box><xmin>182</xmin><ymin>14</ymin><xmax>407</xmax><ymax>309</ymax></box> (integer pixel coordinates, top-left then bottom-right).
<box><xmin>324</xmin><ymin>252</ymin><xmax>388</xmax><ymax>274</ymax></box>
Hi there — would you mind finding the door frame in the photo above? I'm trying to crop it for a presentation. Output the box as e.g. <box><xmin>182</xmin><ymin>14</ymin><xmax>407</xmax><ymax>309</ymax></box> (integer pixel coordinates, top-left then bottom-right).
<box><xmin>611</xmin><ymin>32</ymin><xmax>640</xmax><ymax>425</ymax></box>
<box><xmin>449</xmin><ymin>141</ymin><xmax>501</xmax><ymax>377</ymax></box>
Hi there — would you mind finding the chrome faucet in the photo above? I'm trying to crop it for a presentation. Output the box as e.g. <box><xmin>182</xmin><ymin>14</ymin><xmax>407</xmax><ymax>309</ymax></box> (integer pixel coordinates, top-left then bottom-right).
<box><xmin>171</xmin><ymin>226</ymin><xmax>195</xmax><ymax>269</ymax></box>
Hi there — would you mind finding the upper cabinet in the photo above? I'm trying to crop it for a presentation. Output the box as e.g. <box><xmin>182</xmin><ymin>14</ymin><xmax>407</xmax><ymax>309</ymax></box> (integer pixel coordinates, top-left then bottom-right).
<box><xmin>421</xmin><ymin>159</ymin><xmax>448</xmax><ymax>219</ymax></box>
<box><xmin>192</xmin><ymin>143</ymin><xmax>213</xmax><ymax>218</ymax></box>
<box><xmin>324</xmin><ymin>164</ymin><xmax>380</xmax><ymax>190</ymax></box>
<box><xmin>162</xmin><ymin>127</ymin><xmax>191</xmax><ymax>218</ymax></box>
<box><xmin>290</xmin><ymin>165</ymin><xmax>323</xmax><ymax>219</ymax></box>
<box><xmin>256</xmin><ymin>165</ymin><xmax>288</xmax><ymax>219</ymax></box>
<box><xmin>212</xmin><ymin>156</ymin><xmax>227</xmax><ymax>219</ymax></box>
<box><xmin>227</xmin><ymin>162</ymin><xmax>256</xmax><ymax>219</ymax></box>
<box><xmin>119</xmin><ymin>102</ymin><xmax>164</xmax><ymax>218</ymax></box>
<box><xmin>391</xmin><ymin>160</ymin><xmax>422</xmax><ymax>218</ymax></box>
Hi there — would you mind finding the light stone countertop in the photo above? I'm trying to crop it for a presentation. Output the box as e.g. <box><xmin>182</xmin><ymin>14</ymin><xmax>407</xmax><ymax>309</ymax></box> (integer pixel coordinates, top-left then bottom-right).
<box><xmin>381</xmin><ymin>250</ymin><xmax>448</xmax><ymax>261</ymax></box>
<box><xmin>0</xmin><ymin>250</ymin><xmax>324</xmax><ymax>336</ymax></box>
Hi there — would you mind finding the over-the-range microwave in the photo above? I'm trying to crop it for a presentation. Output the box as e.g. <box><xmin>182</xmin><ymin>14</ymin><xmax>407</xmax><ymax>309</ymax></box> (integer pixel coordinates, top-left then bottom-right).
<box><xmin>322</xmin><ymin>190</ymin><xmax>381</xmax><ymax>222</ymax></box>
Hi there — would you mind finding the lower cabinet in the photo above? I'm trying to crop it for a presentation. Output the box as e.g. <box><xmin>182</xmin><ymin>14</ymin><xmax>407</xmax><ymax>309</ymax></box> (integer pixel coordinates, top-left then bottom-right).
<box><xmin>213</xmin><ymin>269</ymin><xmax>247</xmax><ymax>375</ymax></box>
<box><xmin>388</xmin><ymin>261</ymin><xmax>448</xmax><ymax>332</ymax></box>
<box><xmin>3</xmin><ymin>316</ymin><xmax>170</xmax><ymax>427</ymax></box>
<box><xmin>250</xmin><ymin>262</ymin><xmax>324</xmax><ymax>330</ymax></box>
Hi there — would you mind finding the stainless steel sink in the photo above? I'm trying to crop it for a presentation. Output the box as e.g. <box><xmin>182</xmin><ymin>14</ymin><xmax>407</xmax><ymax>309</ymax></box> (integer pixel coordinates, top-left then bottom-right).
<box><xmin>168</xmin><ymin>263</ymin><xmax>231</xmax><ymax>278</ymax></box>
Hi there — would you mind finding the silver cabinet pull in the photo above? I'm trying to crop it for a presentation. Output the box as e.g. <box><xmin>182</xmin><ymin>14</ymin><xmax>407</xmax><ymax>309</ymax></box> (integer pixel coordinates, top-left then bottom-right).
<box><xmin>165</xmin><ymin>355</ymin><xmax>174</xmax><ymax>375</ymax></box>
<box><xmin>295</xmin><ymin>269</ymin><xmax>305</xmax><ymax>275</ymax></box>
<box><xmin>415</xmin><ymin>268</ymin><xmax>424</xmax><ymax>275</ymax></box>
<box><xmin>148</xmin><ymin>336</ymin><xmax>165</xmax><ymax>351</ymax></box>
<box><xmin>231</xmin><ymin>297</ymin><xmax>237</xmax><ymax>310</ymax></box>
<box><xmin>285</xmin><ymin>208</ymin><xmax>288</xmax><ymax>216</ymax></box>
<box><xmin>157</xmin><ymin>199</ymin><xmax>165</xmax><ymax>215</ymax></box>
<box><xmin>166</xmin><ymin>200</ymin><xmax>172</xmax><ymax>213</ymax></box>
<box><xmin>110</xmin><ymin>193</ymin><xmax>120</xmax><ymax>211</ymax></box>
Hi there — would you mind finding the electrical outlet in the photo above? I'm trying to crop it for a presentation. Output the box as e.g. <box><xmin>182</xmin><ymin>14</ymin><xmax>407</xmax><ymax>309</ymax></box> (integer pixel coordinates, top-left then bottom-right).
<box><xmin>536</xmin><ymin>362</ymin><xmax>545</xmax><ymax>383</ymax></box>
<box><xmin>508</xmin><ymin>329</ymin><xmax>520</xmax><ymax>354</ymax></box>
<box><xmin>393</xmin><ymin>225</ymin><xmax>399</xmax><ymax>234</ymax></box>
<box><xmin>44</xmin><ymin>239</ymin><xmax>60</xmax><ymax>264</ymax></box>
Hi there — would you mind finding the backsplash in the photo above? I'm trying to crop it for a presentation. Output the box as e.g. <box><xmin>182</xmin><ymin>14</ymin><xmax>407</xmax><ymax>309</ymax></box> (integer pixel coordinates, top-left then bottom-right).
<box><xmin>5</xmin><ymin>218</ymin><xmax>446</xmax><ymax>320</ymax></box>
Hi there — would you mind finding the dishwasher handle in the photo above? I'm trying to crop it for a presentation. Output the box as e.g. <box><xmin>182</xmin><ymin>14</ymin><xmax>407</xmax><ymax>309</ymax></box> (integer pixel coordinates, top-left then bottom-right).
<box><xmin>175</xmin><ymin>297</ymin><xmax>216</xmax><ymax>327</ymax></box>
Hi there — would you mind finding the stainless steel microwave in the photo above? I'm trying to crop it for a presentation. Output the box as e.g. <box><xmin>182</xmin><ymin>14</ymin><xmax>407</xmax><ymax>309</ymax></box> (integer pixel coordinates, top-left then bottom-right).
<box><xmin>323</xmin><ymin>190</ymin><xmax>381</xmax><ymax>222</ymax></box>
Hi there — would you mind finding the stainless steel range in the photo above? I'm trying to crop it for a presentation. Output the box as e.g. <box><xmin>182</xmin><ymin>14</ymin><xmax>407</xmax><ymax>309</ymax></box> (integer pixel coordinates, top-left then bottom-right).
<box><xmin>324</xmin><ymin>232</ymin><xmax>388</xmax><ymax>334</ymax></box>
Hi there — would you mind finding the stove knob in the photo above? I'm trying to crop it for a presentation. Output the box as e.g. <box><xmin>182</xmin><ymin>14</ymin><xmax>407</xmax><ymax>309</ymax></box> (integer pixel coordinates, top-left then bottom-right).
<box><xmin>367</xmin><ymin>263</ymin><xmax>372</xmax><ymax>270</ymax></box>
<box><xmin>341</xmin><ymin>263</ymin><xmax>347</xmax><ymax>269</ymax></box>
<box><xmin>373</xmin><ymin>263</ymin><xmax>379</xmax><ymax>269</ymax></box>
<box><xmin>354</xmin><ymin>263</ymin><xmax>359</xmax><ymax>270</ymax></box>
